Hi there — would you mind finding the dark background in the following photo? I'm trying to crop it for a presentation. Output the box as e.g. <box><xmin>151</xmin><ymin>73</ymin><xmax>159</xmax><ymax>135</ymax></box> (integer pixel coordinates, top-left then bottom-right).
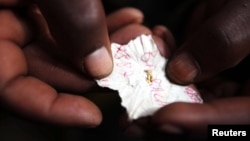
<box><xmin>102</xmin><ymin>0</ymin><xmax>200</xmax><ymax>45</ymax></box>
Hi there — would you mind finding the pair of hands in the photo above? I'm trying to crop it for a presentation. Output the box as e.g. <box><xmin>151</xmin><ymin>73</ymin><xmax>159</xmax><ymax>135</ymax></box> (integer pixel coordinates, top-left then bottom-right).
<box><xmin>0</xmin><ymin>0</ymin><xmax>249</xmax><ymax>139</ymax></box>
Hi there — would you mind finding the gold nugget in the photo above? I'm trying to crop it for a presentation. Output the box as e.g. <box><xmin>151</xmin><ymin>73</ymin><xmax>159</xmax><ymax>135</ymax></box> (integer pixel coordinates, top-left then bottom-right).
<box><xmin>144</xmin><ymin>70</ymin><xmax>153</xmax><ymax>83</ymax></box>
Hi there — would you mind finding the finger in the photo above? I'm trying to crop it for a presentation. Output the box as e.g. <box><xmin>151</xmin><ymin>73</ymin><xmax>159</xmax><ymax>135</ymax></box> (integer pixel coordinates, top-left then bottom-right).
<box><xmin>0</xmin><ymin>9</ymin><xmax>33</xmax><ymax>85</ymax></box>
<box><xmin>0</xmin><ymin>40</ymin><xmax>101</xmax><ymax>127</ymax></box>
<box><xmin>0</xmin><ymin>9</ymin><xmax>32</xmax><ymax>46</ymax></box>
<box><xmin>2</xmin><ymin>79</ymin><xmax>102</xmax><ymax>127</ymax></box>
<box><xmin>23</xmin><ymin>36</ymin><xmax>95</xmax><ymax>94</ymax></box>
<box><xmin>152</xmin><ymin>25</ymin><xmax>176</xmax><ymax>53</ymax></box>
<box><xmin>107</xmin><ymin>7</ymin><xmax>143</xmax><ymax>33</ymax></box>
<box><xmin>152</xmin><ymin>97</ymin><xmax>250</xmax><ymax>135</ymax></box>
<box><xmin>18</xmin><ymin>7</ymin><xmax>95</xmax><ymax>93</ymax></box>
<box><xmin>109</xmin><ymin>23</ymin><xmax>170</xmax><ymax>59</ymax></box>
<box><xmin>2</xmin><ymin>78</ymin><xmax>102</xmax><ymax>127</ymax></box>
<box><xmin>110</xmin><ymin>24</ymin><xmax>152</xmax><ymax>44</ymax></box>
<box><xmin>166</xmin><ymin>0</ymin><xmax>250</xmax><ymax>85</ymax></box>
<box><xmin>35</xmin><ymin>0</ymin><xmax>112</xmax><ymax>78</ymax></box>
<box><xmin>152</xmin><ymin>25</ymin><xmax>176</xmax><ymax>58</ymax></box>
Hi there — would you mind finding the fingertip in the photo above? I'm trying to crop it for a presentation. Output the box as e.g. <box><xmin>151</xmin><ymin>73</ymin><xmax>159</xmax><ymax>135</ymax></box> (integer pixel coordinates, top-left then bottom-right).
<box><xmin>74</xmin><ymin>106</ymin><xmax>103</xmax><ymax>128</ymax></box>
<box><xmin>110</xmin><ymin>24</ymin><xmax>152</xmax><ymax>44</ymax></box>
<box><xmin>152</xmin><ymin>35</ymin><xmax>169</xmax><ymax>58</ymax></box>
<box><xmin>152</xmin><ymin>25</ymin><xmax>176</xmax><ymax>51</ymax></box>
<box><xmin>121</xmin><ymin>7</ymin><xmax>144</xmax><ymax>24</ymax></box>
<box><xmin>166</xmin><ymin>52</ymin><xmax>200</xmax><ymax>85</ymax></box>
<box><xmin>107</xmin><ymin>7</ymin><xmax>144</xmax><ymax>33</ymax></box>
<box><xmin>82</xmin><ymin>106</ymin><xmax>103</xmax><ymax>128</ymax></box>
<box><xmin>49</xmin><ymin>94</ymin><xmax>103</xmax><ymax>127</ymax></box>
<box><xmin>83</xmin><ymin>46</ymin><xmax>113</xmax><ymax>79</ymax></box>
<box><xmin>77</xmin><ymin>99</ymin><xmax>103</xmax><ymax>127</ymax></box>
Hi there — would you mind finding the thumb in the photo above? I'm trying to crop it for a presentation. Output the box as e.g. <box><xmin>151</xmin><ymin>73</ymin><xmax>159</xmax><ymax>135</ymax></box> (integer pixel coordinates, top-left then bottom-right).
<box><xmin>35</xmin><ymin>0</ymin><xmax>112</xmax><ymax>78</ymax></box>
<box><xmin>166</xmin><ymin>0</ymin><xmax>250</xmax><ymax>85</ymax></box>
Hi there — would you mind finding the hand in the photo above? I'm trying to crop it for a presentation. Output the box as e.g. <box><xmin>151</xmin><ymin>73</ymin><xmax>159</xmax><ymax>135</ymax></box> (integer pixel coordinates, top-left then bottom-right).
<box><xmin>0</xmin><ymin>0</ymin><xmax>143</xmax><ymax>127</ymax></box>
<box><xmin>120</xmin><ymin>0</ymin><xmax>250</xmax><ymax>140</ymax></box>
<box><xmin>166</xmin><ymin>0</ymin><xmax>250</xmax><ymax>85</ymax></box>
<box><xmin>153</xmin><ymin>0</ymin><xmax>250</xmax><ymax>139</ymax></box>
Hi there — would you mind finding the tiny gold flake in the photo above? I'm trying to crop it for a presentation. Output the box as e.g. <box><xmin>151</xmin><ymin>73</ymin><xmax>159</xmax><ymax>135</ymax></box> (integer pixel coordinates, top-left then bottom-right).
<box><xmin>144</xmin><ymin>70</ymin><xmax>153</xmax><ymax>83</ymax></box>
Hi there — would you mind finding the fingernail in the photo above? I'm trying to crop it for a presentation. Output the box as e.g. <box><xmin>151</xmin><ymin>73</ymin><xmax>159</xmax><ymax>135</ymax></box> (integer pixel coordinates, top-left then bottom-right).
<box><xmin>83</xmin><ymin>46</ymin><xmax>113</xmax><ymax>78</ymax></box>
<box><xmin>167</xmin><ymin>53</ymin><xmax>199</xmax><ymax>84</ymax></box>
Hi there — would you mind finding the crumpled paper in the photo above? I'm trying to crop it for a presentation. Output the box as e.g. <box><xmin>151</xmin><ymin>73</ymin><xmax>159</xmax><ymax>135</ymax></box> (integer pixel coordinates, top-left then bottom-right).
<box><xmin>96</xmin><ymin>34</ymin><xmax>203</xmax><ymax>120</ymax></box>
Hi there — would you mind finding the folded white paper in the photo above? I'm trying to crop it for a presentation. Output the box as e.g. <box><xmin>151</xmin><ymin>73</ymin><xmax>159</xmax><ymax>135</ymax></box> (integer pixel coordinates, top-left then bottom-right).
<box><xmin>96</xmin><ymin>34</ymin><xmax>203</xmax><ymax>120</ymax></box>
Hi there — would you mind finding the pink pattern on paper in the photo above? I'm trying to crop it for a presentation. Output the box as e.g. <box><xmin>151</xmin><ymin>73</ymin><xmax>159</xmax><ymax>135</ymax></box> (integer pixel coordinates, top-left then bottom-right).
<box><xmin>184</xmin><ymin>87</ymin><xmax>202</xmax><ymax>103</ymax></box>
<box><xmin>148</xmin><ymin>78</ymin><xmax>168</xmax><ymax>106</ymax></box>
<box><xmin>114</xmin><ymin>45</ymin><xmax>130</xmax><ymax>59</ymax></box>
<box><xmin>116</xmin><ymin>62</ymin><xmax>134</xmax><ymax>78</ymax></box>
<box><xmin>120</xmin><ymin>71</ymin><xmax>134</xmax><ymax>78</ymax></box>
<box><xmin>141</xmin><ymin>51</ymin><xmax>158</xmax><ymax>70</ymax></box>
<box><xmin>116</xmin><ymin>62</ymin><xmax>132</xmax><ymax>68</ymax></box>
<box><xmin>153</xmin><ymin>93</ymin><xmax>169</xmax><ymax>106</ymax></box>
<box><xmin>150</xmin><ymin>79</ymin><xmax>163</xmax><ymax>92</ymax></box>
<box><xmin>141</xmin><ymin>51</ymin><xmax>157</xmax><ymax>63</ymax></box>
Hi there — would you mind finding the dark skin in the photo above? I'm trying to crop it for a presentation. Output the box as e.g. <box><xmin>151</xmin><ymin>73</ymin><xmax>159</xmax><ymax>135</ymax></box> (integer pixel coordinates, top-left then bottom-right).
<box><xmin>0</xmin><ymin>0</ymin><xmax>112</xmax><ymax>127</ymax></box>
<box><xmin>120</xmin><ymin>0</ymin><xmax>250</xmax><ymax>140</ymax></box>
<box><xmin>0</xmin><ymin>0</ymin><xmax>163</xmax><ymax>128</ymax></box>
